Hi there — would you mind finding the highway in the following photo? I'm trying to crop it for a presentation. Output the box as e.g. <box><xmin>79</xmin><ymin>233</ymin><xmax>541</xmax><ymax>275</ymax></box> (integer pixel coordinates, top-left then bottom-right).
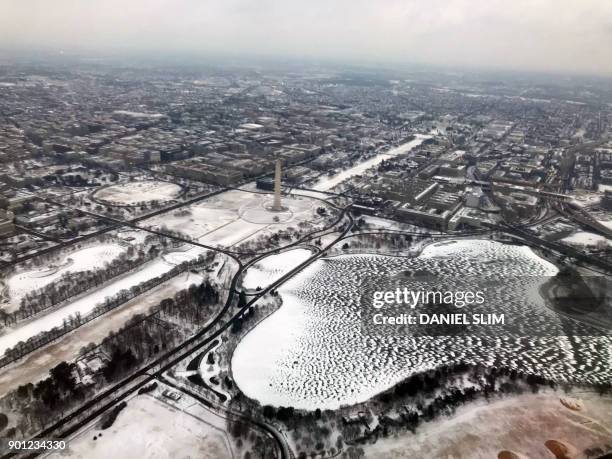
<box><xmin>3</xmin><ymin>186</ymin><xmax>235</xmax><ymax>268</ymax></box>
<box><xmin>1</xmin><ymin>198</ymin><xmax>353</xmax><ymax>459</ymax></box>
<box><xmin>158</xmin><ymin>375</ymin><xmax>292</xmax><ymax>459</ymax></box>
<box><xmin>4</xmin><ymin>171</ymin><xmax>611</xmax><ymax>458</ymax></box>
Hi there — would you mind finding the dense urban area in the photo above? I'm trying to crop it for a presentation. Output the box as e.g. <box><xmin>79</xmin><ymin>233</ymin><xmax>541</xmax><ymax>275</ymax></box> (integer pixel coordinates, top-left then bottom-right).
<box><xmin>0</xmin><ymin>57</ymin><xmax>610</xmax><ymax>459</ymax></box>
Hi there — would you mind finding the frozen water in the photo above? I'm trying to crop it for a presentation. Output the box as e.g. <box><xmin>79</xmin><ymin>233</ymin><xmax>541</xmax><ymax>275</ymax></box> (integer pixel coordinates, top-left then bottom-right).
<box><xmin>232</xmin><ymin>239</ymin><xmax>610</xmax><ymax>410</ymax></box>
<box><xmin>242</xmin><ymin>249</ymin><xmax>312</xmax><ymax>290</ymax></box>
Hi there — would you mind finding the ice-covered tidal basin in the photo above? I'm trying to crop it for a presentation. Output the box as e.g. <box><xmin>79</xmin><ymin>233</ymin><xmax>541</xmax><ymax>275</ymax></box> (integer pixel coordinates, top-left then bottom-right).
<box><xmin>232</xmin><ymin>239</ymin><xmax>611</xmax><ymax>410</ymax></box>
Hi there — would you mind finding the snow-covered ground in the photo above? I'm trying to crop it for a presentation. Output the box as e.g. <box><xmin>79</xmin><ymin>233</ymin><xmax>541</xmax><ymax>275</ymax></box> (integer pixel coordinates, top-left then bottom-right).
<box><xmin>0</xmin><ymin>246</ymin><xmax>207</xmax><ymax>356</ymax></box>
<box><xmin>312</xmin><ymin>135</ymin><xmax>430</xmax><ymax>191</ymax></box>
<box><xmin>2</xmin><ymin>187</ymin><xmax>326</xmax><ymax>359</ymax></box>
<box><xmin>94</xmin><ymin>180</ymin><xmax>182</xmax><ymax>205</ymax></box>
<box><xmin>562</xmin><ymin>231</ymin><xmax>611</xmax><ymax>248</ymax></box>
<box><xmin>598</xmin><ymin>184</ymin><xmax>612</xmax><ymax>193</ymax></box>
<box><xmin>47</xmin><ymin>394</ymin><xmax>232</xmax><ymax>459</ymax></box>
<box><xmin>197</xmin><ymin>339</ymin><xmax>232</xmax><ymax>402</ymax></box>
<box><xmin>114</xmin><ymin>230</ymin><xmax>150</xmax><ymax>245</ymax></box>
<box><xmin>598</xmin><ymin>219</ymin><xmax>612</xmax><ymax>231</ymax></box>
<box><xmin>0</xmin><ymin>271</ymin><xmax>204</xmax><ymax>397</ymax></box>
<box><xmin>112</xmin><ymin>110</ymin><xmax>164</xmax><ymax>118</ymax></box>
<box><xmin>4</xmin><ymin>243</ymin><xmax>126</xmax><ymax>310</ymax></box>
<box><xmin>365</xmin><ymin>392</ymin><xmax>612</xmax><ymax>459</ymax></box>
<box><xmin>360</xmin><ymin>215</ymin><xmax>431</xmax><ymax>233</ymax></box>
<box><xmin>232</xmin><ymin>239</ymin><xmax>610</xmax><ymax>410</ymax></box>
<box><xmin>242</xmin><ymin>248</ymin><xmax>312</xmax><ymax>290</ymax></box>
<box><xmin>143</xmin><ymin>189</ymin><xmax>325</xmax><ymax>248</ymax></box>
<box><xmin>571</xmin><ymin>191</ymin><xmax>602</xmax><ymax>208</ymax></box>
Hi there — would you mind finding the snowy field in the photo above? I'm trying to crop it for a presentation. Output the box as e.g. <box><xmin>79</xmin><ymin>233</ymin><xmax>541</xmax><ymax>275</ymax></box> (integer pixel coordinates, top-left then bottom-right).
<box><xmin>312</xmin><ymin>135</ymin><xmax>429</xmax><ymax>191</ymax></box>
<box><xmin>571</xmin><ymin>192</ymin><xmax>602</xmax><ymax>208</ymax></box>
<box><xmin>112</xmin><ymin>110</ymin><xmax>164</xmax><ymax>118</ymax></box>
<box><xmin>232</xmin><ymin>239</ymin><xmax>610</xmax><ymax>410</ymax></box>
<box><xmin>144</xmin><ymin>189</ymin><xmax>323</xmax><ymax>247</ymax></box>
<box><xmin>242</xmin><ymin>248</ymin><xmax>312</xmax><ymax>290</ymax></box>
<box><xmin>197</xmin><ymin>339</ymin><xmax>232</xmax><ymax>402</ymax></box>
<box><xmin>365</xmin><ymin>392</ymin><xmax>612</xmax><ymax>459</ymax></box>
<box><xmin>598</xmin><ymin>219</ymin><xmax>612</xmax><ymax>231</ymax></box>
<box><xmin>94</xmin><ymin>180</ymin><xmax>182</xmax><ymax>205</ymax></box>
<box><xmin>562</xmin><ymin>231</ymin><xmax>611</xmax><ymax>248</ymax></box>
<box><xmin>3</xmin><ymin>243</ymin><xmax>126</xmax><ymax>311</ymax></box>
<box><xmin>46</xmin><ymin>395</ymin><xmax>232</xmax><ymax>459</ymax></box>
<box><xmin>598</xmin><ymin>183</ymin><xmax>612</xmax><ymax>193</ymax></box>
<box><xmin>0</xmin><ymin>246</ymin><xmax>207</xmax><ymax>356</ymax></box>
<box><xmin>0</xmin><ymin>271</ymin><xmax>204</xmax><ymax>397</ymax></box>
<box><xmin>114</xmin><ymin>229</ymin><xmax>150</xmax><ymax>245</ymax></box>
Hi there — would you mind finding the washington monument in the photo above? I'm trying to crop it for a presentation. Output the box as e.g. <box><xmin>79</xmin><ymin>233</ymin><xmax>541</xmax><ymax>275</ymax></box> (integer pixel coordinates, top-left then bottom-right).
<box><xmin>272</xmin><ymin>158</ymin><xmax>282</xmax><ymax>211</ymax></box>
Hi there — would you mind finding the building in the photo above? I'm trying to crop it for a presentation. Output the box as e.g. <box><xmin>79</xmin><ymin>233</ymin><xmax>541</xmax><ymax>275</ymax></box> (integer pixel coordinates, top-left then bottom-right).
<box><xmin>256</xmin><ymin>177</ymin><xmax>275</xmax><ymax>191</ymax></box>
<box><xmin>448</xmin><ymin>207</ymin><xmax>499</xmax><ymax>230</ymax></box>
<box><xmin>439</xmin><ymin>150</ymin><xmax>466</xmax><ymax>164</ymax></box>
<box><xmin>438</xmin><ymin>163</ymin><xmax>467</xmax><ymax>178</ymax></box>
<box><xmin>465</xmin><ymin>187</ymin><xmax>483</xmax><ymax>208</ymax></box>
<box><xmin>0</xmin><ymin>209</ymin><xmax>15</xmax><ymax>236</ymax></box>
<box><xmin>166</xmin><ymin>159</ymin><xmax>243</xmax><ymax>186</ymax></box>
<box><xmin>396</xmin><ymin>204</ymin><xmax>455</xmax><ymax>230</ymax></box>
<box><xmin>428</xmin><ymin>190</ymin><xmax>463</xmax><ymax>211</ymax></box>
<box><xmin>475</xmin><ymin>160</ymin><xmax>499</xmax><ymax>178</ymax></box>
<box><xmin>284</xmin><ymin>166</ymin><xmax>311</xmax><ymax>184</ymax></box>
<box><xmin>16</xmin><ymin>210</ymin><xmax>66</xmax><ymax>227</ymax></box>
<box><xmin>495</xmin><ymin>191</ymin><xmax>539</xmax><ymax>218</ymax></box>
<box><xmin>602</xmin><ymin>191</ymin><xmax>612</xmax><ymax>211</ymax></box>
<box><xmin>376</xmin><ymin>176</ymin><xmax>438</xmax><ymax>203</ymax></box>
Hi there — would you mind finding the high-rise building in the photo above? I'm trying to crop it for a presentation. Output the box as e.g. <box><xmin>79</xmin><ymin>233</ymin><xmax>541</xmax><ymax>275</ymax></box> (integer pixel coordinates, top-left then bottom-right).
<box><xmin>0</xmin><ymin>209</ymin><xmax>15</xmax><ymax>237</ymax></box>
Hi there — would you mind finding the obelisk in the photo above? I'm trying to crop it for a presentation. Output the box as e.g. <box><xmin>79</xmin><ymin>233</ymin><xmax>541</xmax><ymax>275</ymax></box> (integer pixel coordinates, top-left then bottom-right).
<box><xmin>273</xmin><ymin>158</ymin><xmax>282</xmax><ymax>211</ymax></box>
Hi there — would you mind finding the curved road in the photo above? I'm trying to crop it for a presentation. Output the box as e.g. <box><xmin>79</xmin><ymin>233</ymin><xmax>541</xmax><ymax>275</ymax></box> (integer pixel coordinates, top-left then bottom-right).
<box><xmin>2</xmin><ymin>200</ymin><xmax>353</xmax><ymax>459</ymax></box>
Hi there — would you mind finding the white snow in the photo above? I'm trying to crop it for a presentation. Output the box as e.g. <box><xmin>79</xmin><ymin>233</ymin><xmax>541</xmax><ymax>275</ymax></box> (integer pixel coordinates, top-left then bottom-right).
<box><xmin>597</xmin><ymin>219</ymin><xmax>612</xmax><ymax>230</ymax></box>
<box><xmin>598</xmin><ymin>184</ymin><xmax>612</xmax><ymax>193</ymax></box>
<box><xmin>0</xmin><ymin>271</ymin><xmax>204</xmax><ymax>397</ymax></box>
<box><xmin>570</xmin><ymin>192</ymin><xmax>602</xmax><ymax>208</ymax></box>
<box><xmin>312</xmin><ymin>135</ymin><xmax>430</xmax><ymax>191</ymax></box>
<box><xmin>2</xmin><ymin>188</ymin><xmax>328</xmax><ymax>358</ymax></box>
<box><xmin>562</xmin><ymin>231</ymin><xmax>611</xmax><ymax>248</ymax></box>
<box><xmin>364</xmin><ymin>393</ymin><xmax>612</xmax><ymax>459</ymax></box>
<box><xmin>242</xmin><ymin>248</ymin><xmax>312</xmax><ymax>290</ymax></box>
<box><xmin>6</xmin><ymin>244</ymin><xmax>126</xmax><ymax>306</ymax></box>
<box><xmin>230</xmin><ymin>240</ymin><xmax>610</xmax><ymax>411</ymax></box>
<box><xmin>49</xmin><ymin>394</ymin><xmax>232</xmax><ymax>459</ymax></box>
<box><xmin>112</xmin><ymin>110</ymin><xmax>165</xmax><ymax>118</ymax></box>
<box><xmin>289</xmin><ymin>188</ymin><xmax>335</xmax><ymax>200</ymax></box>
<box><xmin>95</xmin><ymin>180</ymin><xmax>182</xmax><ymax>205</ymax></box>
<box><xmin>0</xmin><ymin>247</ymin><xmax>206</xmax><ymax>356</ymax></box>
<box><xmin>144</xmin><ymin>189</ymin><xmax>323</xmax><ymax>248</ymax></box>
<box><xmin>115</xmin><ymin>230</ymin><xmax>149</xmax><ymax>245</ymax></box>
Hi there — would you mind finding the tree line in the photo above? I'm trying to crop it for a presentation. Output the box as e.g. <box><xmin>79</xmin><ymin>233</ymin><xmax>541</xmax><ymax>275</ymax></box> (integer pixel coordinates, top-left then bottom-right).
<box><xmin>0</xmin><ymin>254</ymin><xmax>210</xmax><ymax>367</ymax></box>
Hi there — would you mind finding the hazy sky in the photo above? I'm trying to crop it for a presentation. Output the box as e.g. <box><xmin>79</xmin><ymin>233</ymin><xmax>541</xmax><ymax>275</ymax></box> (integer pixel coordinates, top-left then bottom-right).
<box><xmin>1</xmin><ymin>0</ymin><xmax>611</xmax><ymax>75</ymax></box>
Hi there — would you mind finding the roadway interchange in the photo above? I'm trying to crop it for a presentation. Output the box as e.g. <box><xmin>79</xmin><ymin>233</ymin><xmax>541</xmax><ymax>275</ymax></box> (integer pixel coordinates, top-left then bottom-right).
<box><xmin>2</xmin><ymin>188</ymin><xmax>352</xmax><ymax>459</ymax></box>
<box><xmin>4</xmin><ymin>185</ymin><xmax>612</xmax><ymax>459</ymax></box>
